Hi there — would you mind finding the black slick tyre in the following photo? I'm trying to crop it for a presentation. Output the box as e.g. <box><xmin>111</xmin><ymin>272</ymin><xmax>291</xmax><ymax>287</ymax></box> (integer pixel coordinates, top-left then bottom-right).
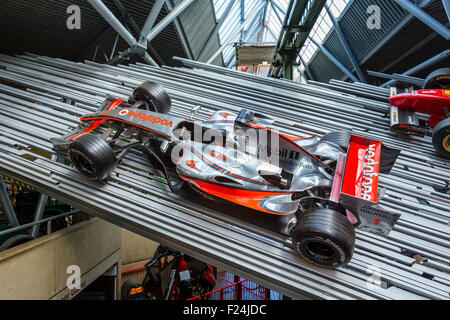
<box><xmin>432</xmin><ymin>118</ymin><xmax>450</xmax><ymax>158</ymax></box>
<box><xmin>423</xmin><ymin>68</ymin><xmax>450</xmax><ymax>89</ymax></box>
<box><xmin>291</xmin><ymin>208</ymin><xmax>355</xmax><ymax>268</ymax></box>
<box><xmin>320</xmin><ymin>130</ymin><xmax>351</xmax><ymax>150</ymax></box>
<box><xmin>68</xmin><ymin>134</ymin><xmax>116</xmax><ymax>182</ymax></box>
<box><xmin>0</xmin><ymin>234</ymin><xmax>34</xmax><ymax>251</ymax></box>
<box><xmin>132</xmin><ymin>81</ymin><xmax>171</xmax><ymax>114</ymax></box>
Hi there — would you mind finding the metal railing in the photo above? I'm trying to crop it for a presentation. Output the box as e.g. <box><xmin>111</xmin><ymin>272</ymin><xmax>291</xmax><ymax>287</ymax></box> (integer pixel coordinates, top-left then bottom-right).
<box><xmin>0</xmin><ymin>209</ymin><xmax>80</xmax><ymax>238</ymax></box>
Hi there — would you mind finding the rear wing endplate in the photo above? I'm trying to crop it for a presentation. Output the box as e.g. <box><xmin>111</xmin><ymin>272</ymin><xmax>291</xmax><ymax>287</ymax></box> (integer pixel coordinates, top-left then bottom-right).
<box><xmin>335</xmin><ymin>136</ymin><xmax>401</xmax><ymax>237</ymax></box>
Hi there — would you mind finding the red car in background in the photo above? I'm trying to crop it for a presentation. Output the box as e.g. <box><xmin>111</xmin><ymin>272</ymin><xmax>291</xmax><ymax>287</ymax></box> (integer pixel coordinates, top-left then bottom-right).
<box><xmin>389</xmin><ymin>68</ymin><xmax>450</xmax><ymax>157</ymax></box>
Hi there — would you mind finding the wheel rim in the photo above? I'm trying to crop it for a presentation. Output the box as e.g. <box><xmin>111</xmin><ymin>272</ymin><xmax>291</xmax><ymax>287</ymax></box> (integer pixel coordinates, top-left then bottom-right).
<box><xmin>443</xmin><ymin>134</ymin><xmax>450</xmax><ymax>152</ymax></box>
<box><xmin>148</xmin><ymin>100</ymin><xmax>158</xmax><ymax>112</ymax></box>
<box><xmin>71</xmin><ymin>153</ymin><xmax>94</xmax><ymax>176</ymax></box>
<box><xmin>304</xmin><ymin>240</ymin><xmax>336</xmax><ymax>262</ymax></box>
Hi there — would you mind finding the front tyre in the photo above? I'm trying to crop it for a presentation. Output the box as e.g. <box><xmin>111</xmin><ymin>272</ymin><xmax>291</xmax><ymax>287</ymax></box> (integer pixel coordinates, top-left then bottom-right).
<box><xmin>423</xmin><ymin>68</ymin><xmax>450</xmax><ymax>89</ymax></box>
<box><xmin>291</xmin><ymin>208</ymin><xmax>355</xmax><ymax>268</ymax></box>
<box><xmin>132</xmin><ymin>81</ymin><xmax>171</xmax><ymax>114</ymax></box>
<box><xmin>432</xmin><ymin>118</ymin><xmax>450</xmax><ymax>158</ymax></box>
<box><xmin>68</xmin><ymin>134</ymin><xmax>117</xmax><ymax>182</ymax></box>
<box><xmin>0</xmin><ymin>234</ymin><xmax>34</xmax><ymax>251</ymax></box>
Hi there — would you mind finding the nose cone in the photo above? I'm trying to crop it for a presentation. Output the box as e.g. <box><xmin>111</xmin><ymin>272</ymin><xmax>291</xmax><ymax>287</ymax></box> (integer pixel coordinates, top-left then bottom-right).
<box><xmin>389</xmin><ymin>89</ymin><xmax>450</xmax><ymax>115</ymax></box>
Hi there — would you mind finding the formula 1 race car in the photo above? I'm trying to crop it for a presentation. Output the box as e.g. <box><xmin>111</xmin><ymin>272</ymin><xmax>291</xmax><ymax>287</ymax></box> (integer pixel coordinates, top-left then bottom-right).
<box><xmin>51</xmin><ymin>81</ymin><xmax>401</xmax><ymax>268</ymax></box>
<box><xmin>388</xmin><ymin>68</ymin><xmax>450</xmax><ymax>157</ymax></box>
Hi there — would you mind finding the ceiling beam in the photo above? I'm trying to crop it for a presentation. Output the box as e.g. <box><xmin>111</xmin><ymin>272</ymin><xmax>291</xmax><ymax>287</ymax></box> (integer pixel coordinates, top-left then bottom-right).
<box><xmin>139</xmin><ymin>0</ymin><xmax>166</xmax><ymax>45</ymax></box>
<box><xmin>394</xmin><ymin>0</ymin><xmax>450</xmax><ymax>40</ymax></box>
<box><xmin>381</xmin><ymin>49</ymin><xmax>450</xmax><ymax>87</ymax></box>
<box><xmin>142</xmin><ymin>0</ymin><xmax>195</xmax><ymax>43</ymax></box>
<box><xmin>270</xmin><ymin>0</ymin><xmax>286</xmax><ymax>16</ymax></box>
<box><xmin>298</xmin><ymin>55</ymin><xmax>315</xmax><ymax>81</ymax></box>
<box><xmin>308</xmin><ymin>36</ymin><xmax>359</xmax><ymax>82</ymax></box>
<box><xmin>270</xmin><ymin>0</ymin><xmax>284</xmax><ymax>26</ymax></box>
<box><xmin>87</xmin><ymin>0</ymin><xmax>158</xmax><ymax>66</ymax></box>
<box><xmin>197</xmin><ymin>0</ymin><xmax>235</xmax><ymax>62</ymax></box>
<box><xmin>443</xmin><ymin>0</ymin><xmax>450</xmax><ymax>22</ymax></box>
<box><xmin>112</xmin><ymin>0</ymin><xmax>164</xmax><ymax>65</ymax></box>
<box><xmin>87</xmin><ymin>0</ymin><xmax>138</xmax><ymax>48</ymax></box>
<box><xmin>241</xmin><ymin>0</ymin><xmax>245</xmax><ymax>40</ymax></box>
<box><xmin>270</xmin><ymin>0</ymin><xmax>327</xmax><ymax>78</ymax></box>
<box><xmin>165</xmin><ymin>0</ymin><xmax>195</xmax><ymax>60</ymax></box>
<box><xmin>325</xmin><ymin>3</ymin><xmax>366</xmax><ymax>83</ymax></box>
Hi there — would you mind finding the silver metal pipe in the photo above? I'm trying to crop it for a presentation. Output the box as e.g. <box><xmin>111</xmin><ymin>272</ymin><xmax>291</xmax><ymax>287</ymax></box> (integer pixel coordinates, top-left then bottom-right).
<box><xmin>139</xmin><ymin>0</ymin><xmax>167</xmax><ymax>45</ymax></box>
<box><xmin>298</xmin><ymin>55</ymin><xmax>315</xmax><ymax>81</ymax></box>
<box><xmin>197</xmin><ymin>0</ymin><xmax>235</xmax><ymax>62</ymax></box>
<box><xmin>144</xmin><ymin>0</ymin><xmax>195</xmax><ymax>43</ymax></box>
<box><xmin>87</xmin><ymin>0</ymin><xmax>159</xmax><ymax>67</ymax></box>
<box><xmin>443</xmin><ymin>0</ymin><xmax>450</xmax><ymax>22</ymax></box>
<box><xmin>308</xmin><ymin>36</ymin><xmax>359</xmax><ymax>83</ymax></box>
<box><xmin>270</xmin><ymin>0</ymin><xmax>284</xmax><ymax>25</ymax></box>
<box><xmin>270</xmin><ymin>0</ymin><xmax>286</xmax><ymax>16</ymax></box>
<box><xmin>30</xmin><ymin>193</ymin><xmax>48</xmax><ymax>238</ymax></box>
<box><xmin>87</xmin><ymin>0</ymin><xmax>137</xmax><ymax>47</ymax></box>
<box><xmin>325</xmin><ymin>3</ymin><xmax>367</xmax><ymax>83</ymax></box>
<box><xmin>0</xmin><ymin>178</ymin><xmax>19</xmax><ymax>227</ymax></box>
<box><xmin>0</xmin><ymin>210</ymin><xmax>80</xmax><ymax>238</ymax></box>
<box><xmin>30</xmin><ymin>155</ymin><xmax>57</xmax><ymax>237</ymax></box>
<box><xmin>381</xmin><ymin>49</ymin><xmax>450</xmax><ymax>87</ymax></box>
<box><xmin>109</xmin><ymin>33</ymin><xmax>120</xmax><ymax>60</ymax></box>
<box><xmin>394</xmin><ymin>0</ymin><xmax>450</xmax><ymax>40</ymax></box>
<box><xmin>165</xmin><ymin>0</ymin><xmax>194</xmax><ymax>60</ymax></box>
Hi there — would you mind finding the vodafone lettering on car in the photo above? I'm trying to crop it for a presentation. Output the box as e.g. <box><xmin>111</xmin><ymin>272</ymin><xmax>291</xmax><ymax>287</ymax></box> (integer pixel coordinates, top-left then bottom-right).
<box><xmin>118</xmin><ymin>109</ymin><xmax>173</xmax><ymax>127</ymax></box>
<box><xmin>361</xmin><ymin>143</ymin><xmax>378</xmax><ymax>201</ymax></box>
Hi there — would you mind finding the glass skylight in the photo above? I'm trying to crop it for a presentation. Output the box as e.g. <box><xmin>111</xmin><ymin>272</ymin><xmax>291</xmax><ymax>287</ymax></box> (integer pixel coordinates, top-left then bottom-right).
<box><xmin>212</xmin><ymin>0</ymin><xmax>290</xmax><ymax>68</ymax></box>
<box><xmin>298</xmin><ymin>0</ymin><xmax>350</xmax><ymax>74</ymax></box>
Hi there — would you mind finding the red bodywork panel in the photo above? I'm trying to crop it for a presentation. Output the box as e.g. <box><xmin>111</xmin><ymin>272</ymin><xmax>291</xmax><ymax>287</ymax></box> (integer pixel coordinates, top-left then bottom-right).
<box><xmin>180</xmin><ymin>175</ymin><xmax>293</xmax><ymax>215</ymax></box>
<box><xmin>389</xmin><ymin>89</ymin><xmax>450</xmax><ymax>116</ymax></box>
<box><xmin>341</xmin><ymin>136</ymin><xmax>382</xmax><ymax>203</ymax></box>
<box><xmin>70</xmin><ymin>99</ymin><xmax>124</xmax><ymax>140</ymax></box>
<box><xmin>427</xmin><ymin>112</ymin><xmax>447</xmax><ymax>127</ymax></box>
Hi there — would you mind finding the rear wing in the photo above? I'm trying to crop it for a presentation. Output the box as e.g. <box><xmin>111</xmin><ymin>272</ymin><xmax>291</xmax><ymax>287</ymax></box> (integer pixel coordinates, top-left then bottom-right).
<box><xmin>332</xmin><ymin>135</ymin><xmax>401</xmax><ymax>237</ymax></box>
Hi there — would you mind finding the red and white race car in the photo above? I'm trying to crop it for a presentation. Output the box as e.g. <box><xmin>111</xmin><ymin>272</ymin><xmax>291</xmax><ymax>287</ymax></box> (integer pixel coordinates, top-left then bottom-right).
<box><xmin>389</xmin><ymin>68</ymin><xmax>450</xmax><ymax>157</ymax></box>
<box><xmin>51</xmin><ymin>81</ymin><xmax>401</xmax><ymax>268</ymax></box>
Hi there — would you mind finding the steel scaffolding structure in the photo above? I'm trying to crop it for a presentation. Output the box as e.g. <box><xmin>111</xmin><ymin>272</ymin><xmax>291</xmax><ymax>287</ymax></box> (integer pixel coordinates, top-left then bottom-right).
<box><xmin>0</xmin><ymin>54</ymin><xmax>448</xmax><ymax>299</ymax></box>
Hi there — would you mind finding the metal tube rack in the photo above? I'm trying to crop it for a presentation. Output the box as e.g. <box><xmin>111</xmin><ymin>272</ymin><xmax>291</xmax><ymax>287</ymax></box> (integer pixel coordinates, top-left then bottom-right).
<box><xmin>0</xmin><ymin>54</ymin><xmax>448</xmax><ymax>300</ymax></box>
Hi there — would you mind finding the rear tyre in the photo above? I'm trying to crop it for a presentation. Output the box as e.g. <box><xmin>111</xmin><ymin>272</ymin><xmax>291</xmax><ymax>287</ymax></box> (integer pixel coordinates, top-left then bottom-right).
<box><xmin>68</xmin><ymin>134</ymin><xmax>117</xmax><ymax>182</ymax></box>
<box><xmin>423</xmin><ymin>68</ymin><xmax>450</xmax><ymax>89</ymax></box>
<box><xmin>291</xmin><ymin>208</ymin><xmax>355</xmax><ymax>268</ymax></box>
<box><xmin>132</xmin><ymin>81</ymin><xmax>171</xmax><ymax>114</ymax></box>
<box><xmin>0</xmin><ymin>234</ymin><xmax>34</xmax><ymax>251</ymax></box>
<box><xmin>432</xmin><ymin>118</ymin><xmax>450</xmax><ymax>158</ymax></box>
<box><xmin>320</xmin><ymin>131</ymin><xmax>351</xmax><ymax>150</ymax></box>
